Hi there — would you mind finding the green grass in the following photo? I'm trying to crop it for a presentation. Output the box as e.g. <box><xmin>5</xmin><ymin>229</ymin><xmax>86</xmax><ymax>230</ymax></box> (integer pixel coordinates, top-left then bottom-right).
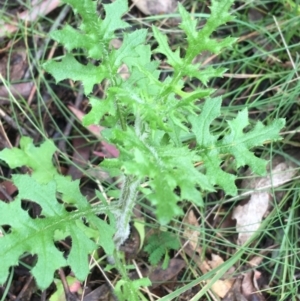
<box><xmin>0</xmin><ymin>0</ymin><xmax>299</xmax><ymax>300</ymax></box>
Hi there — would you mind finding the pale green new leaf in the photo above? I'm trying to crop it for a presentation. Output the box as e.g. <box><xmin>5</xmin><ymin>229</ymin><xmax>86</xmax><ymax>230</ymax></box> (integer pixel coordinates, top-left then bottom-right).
<box><xmin>50</xmin><ymin>0</ymin><xmax>130</xmax><ymax>59</ymax></box>
<box><xmin>83</xmin><ymin>95</ymin><xmax>116</xmax><ymax>126</ymax></box>
<box><xmin>101</xmin><ymin>0</ymin><xmax>130</xmax><ymax>39</ymax></box>
<box><xmin>63</xmin><ymin>0</ymin><xmax>129</xmax><ymax>38</ymax></box>
<box><xmin>63</xmin><ymin>0</ymin><xmax>101</xmax><ymax>31</ymax></box>
<box><xmin>184</xmin><ymin>63</ymin><xmax>226</xmax><ymax>86</ymax></box>
<box><xmin>152</xmin><ymin>26</ymin><xmax>183</xmax><ymax>69</ymax></box>
<box><xmin>101</xmin><ymin>127</ymin><xmax>215</xmax><ymax>224</ymax></box>
<box><xmin>112</xmin><ymin>29</ymin><xmax>148</xmax><ymax>70</ymax></box>
<box><xmin>50</xmin><ymin>25</ymin><xmax>104</xmax><ymax>59</ymax></box>
<box><xmin>184</xmin><ymin>0</ymin><xmax>236</xmax><ymax>58</ymax></box>
<box><xmin>178</xmin><ymin>3</ymin><xmax>198</xmax><ymax>45</ymax></box>
<box><xmin>205</xmin><ymin>0</ymin><xmax>234</xmax><ymax>34</ymax></box>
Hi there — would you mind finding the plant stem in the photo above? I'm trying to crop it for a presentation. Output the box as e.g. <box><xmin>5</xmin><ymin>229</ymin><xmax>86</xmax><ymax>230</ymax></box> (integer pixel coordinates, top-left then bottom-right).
<box><xmin>113</xmin><ymin>110</ymin><xmax>144</xmax><ymax>250</ymax></box>
<box><xmin>113</xmin><ymin>175</ymin><xmax>140</xmax><ymax>249</ymax></box>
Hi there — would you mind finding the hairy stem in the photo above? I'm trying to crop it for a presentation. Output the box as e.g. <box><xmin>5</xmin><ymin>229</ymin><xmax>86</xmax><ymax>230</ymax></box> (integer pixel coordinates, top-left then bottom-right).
<box><xmin>113</xmin><ymin>175</ymin><xmax>140</xmax><ymax>249</ymax></box>
<box><xmin>113</xmin><ymin>110</ymin><xmax>143</xmax><ymax>250</ymax></box>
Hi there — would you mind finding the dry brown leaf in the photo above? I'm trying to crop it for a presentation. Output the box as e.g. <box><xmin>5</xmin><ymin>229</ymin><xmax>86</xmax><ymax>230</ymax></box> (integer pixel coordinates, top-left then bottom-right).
<box><xmin>232</xmin><ymin>154</ymin><xmax>298</xmax><ymax>245</ymax></box>
<box><xmin>232</xmin><ymin>191</ymin><xmax>269</xmax><ymax>245</ymax></box>
<box><xmin>0</xmin><ymin>82</ymin><xmax>34</xmax><ymax>98</ymax></box>
<box><xmin>0</xmin><ymin>45</ymin><xmax>33</xmax><ymax>98</ymax></box>
<box><xmin>183</xmin><ymin>246</ymin><xmax>234</xmax><ymax>298</ymax></box>
<box><xmin>182</xmin><ymin>210</ymin><xmax>201</xmax><ymax>253</ymax></box>
<box><xmin>183</xmin><ymin>211</ymin><xmax>234</xmax><ymax>298</ymax></box>
<box><xmin>208</xmin><ymin>279</ymin><xmax>234</xmax><ymax>298</ymax></box>
<box><xmin>208</xmin><ymin>254</ymin><xmax>224</xmax><ymax>269</ymax></box>
<box><xmin>129</xmin><ymin>259</ymin><xmax>186</xmax><ymax>289</ymax></box>
<box><xmin>241</xmin><ymin>271</ymin><xmax>265</xmax><ymax>301</ymax></box>
<box><xmin>132</xmin><ymin>0</ymin><xmax>177</xmax><ymax>15</ymax></box>
<box><xmin>248</xmin><ymin>255</ymin><xmax>264</xmax><ymax>268</ymax></box>
<box><xmin>222</xmin><ymin>277</ymin><xmax>248</xmax><ymax>301</ymax></box>
<box><xmin>0</xmin><ymin>48</ymin><xmax>27</xmax><ymax>81</ymax></box>
<box><xmin>207</xmin><ymin>254</ymin><xmax>234</xmax><ymax>298</ymax></box>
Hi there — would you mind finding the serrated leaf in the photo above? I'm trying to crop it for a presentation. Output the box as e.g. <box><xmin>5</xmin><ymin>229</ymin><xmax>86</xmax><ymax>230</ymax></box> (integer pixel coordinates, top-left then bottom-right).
<box><xmin>102</xmin><ymin>127</ymin><xmax>214</xmax><ymax>223</ymax></box>
<box><xmin>189</xmin><ymin>97</ymin><xmax>221</xmax><ymax>147</ymax></box>
<box><xmin>51</xmin><ymin>0</ymin><xmax>130</xmax><ymax>60</ymax></box>
<box><xmin>83</xmin><ymin>95</ymin><xmax>116</xmax><ymax>126</ymax></box>
<box><xmin>112</xmin><ymin>29</ymin><xmax>148</xmax><ymax>69</ymax></box>
<box><xmin>63</xmin><ymin>0</ymin><xmax>101</xmax><ymax>31</ymax></box>
<box><xmin>152</xmin><ymin>1</ymin><xmax>236</xmax><ymax>102</ymax></box>
<box><xmin>220</xmin><ymin>110</ymin><xmax>285</xmax><ymax>175</ymax></box>
<box><xmin>178</xmin><ymin>3</ymin><xmax>198</xmax><ymax>45</ymax></box>
<box><xmin>50</xmin><ymin>25</ymin><xmax>104</xmax><ymax>59</ymax></box>
<box><xmin>189</xmin><ymin>98</ymin><xmax>285</xmax><ymax>195</ymax></box>
<box><xmin>43</xmin><ymin>54</ymin><xmax>107</xmax><ymax>95</ymax></box>
<box><xmin>101</xmin><ymin>0</ymin><xmax>130</xmax><ymax>39</ymax></box>
<box><xmin>147</xmin><ymin>177</ymin><xmax>182</xmax><ymax>225</ymax></box>
<box><xmin>206</xmin><ymin>0</ymin><xmax>234</xmax><ymax>33</ymax></box>
<box><xmin>185</xmin><ymin>64</ymin><xmax>227</xmax><ymax>86</ymax></box>
<box><xmin>185</xmin><ymin>0</ymin><xmax>236</xmax><ymax>58</ymax></box>
<box><xmin>202</xmin><ymin>149</ymin><xmax>237</xmax><ymax>195</ymax></box>
<box><xmin>152</xmin><ymin>26</ymin><xmax>182</xmax><ymax>68</ymax></box>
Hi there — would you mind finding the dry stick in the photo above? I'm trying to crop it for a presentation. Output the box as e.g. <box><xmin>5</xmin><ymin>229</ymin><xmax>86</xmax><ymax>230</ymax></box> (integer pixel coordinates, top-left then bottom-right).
<box><xmin>0</xmin><ymin>184</ymin><xmax>13</xmax><ymax>201</ymax></box>
<box><xmin>0</xmin><ymin>104</ymin><xmax>29</xmax><ymax>136</ymax></box>
<box><xmin>80</xmin><ymin>235</ymin><xmax>117</xmax><ymax>301</ymax></box>
<box><xmin>58</xmin><ymin>268</ymin><xmax>78</xmax><ymax>301</ymax></box>
<box><xmin>132</xmin><ymin>259</ymin><xmax>155</xmax><ymax>301</ymax></box>
<box><xmin>15</xmin><ymin>275</ymin><xmax>34</xmax><ymax>301</ymax></box>
<box><xmin>0</xmin><ymin>117</ymin><xmax>13</xmax><ymax>148</ymax></box>
<box><xmin>40</xmin><ymin>290</ymin><xmax>47</xmax><ymax>301</ymax></box>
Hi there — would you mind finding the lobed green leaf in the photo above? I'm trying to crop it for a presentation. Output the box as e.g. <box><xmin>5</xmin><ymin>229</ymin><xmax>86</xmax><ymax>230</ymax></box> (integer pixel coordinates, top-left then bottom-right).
<box><xmin>0</xmin><ymin>137</ymin><xmax>57</xmax><ymax>184</ymax></box>
<box><xmin>43</xmin><ymin>54</ymin><xmax>108</xmax><ymax>95</ymax></box>
<box><xmin>189</xmin><ymin>98</ymin><xmax>285</xmax><ymax>195</ymax></box>
<box><xmin>0</xmin><ymin>140</ymin><xmax>115</xmax><ymax>289</ymax></box>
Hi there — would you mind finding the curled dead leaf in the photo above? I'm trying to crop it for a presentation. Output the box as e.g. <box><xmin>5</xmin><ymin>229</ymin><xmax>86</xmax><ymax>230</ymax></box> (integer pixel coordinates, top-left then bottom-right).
<box><xmin>233</xmin><ymin>153</ymin><xmax>299</xmax><ymax>245</ymax></box>
<box><xmin>183</xmin><ymin>210</ymin><xmax>202</xmax><ymax>253</ymax></box>
<box><xmin>182</xmin><ymin>211</ymin><xmax>234</xmax><ymax>298</ymax></box>
<box><xmin>241</xmin><ymin>271</ymin><xmax>265</xmax><ymax>301</ymax></box>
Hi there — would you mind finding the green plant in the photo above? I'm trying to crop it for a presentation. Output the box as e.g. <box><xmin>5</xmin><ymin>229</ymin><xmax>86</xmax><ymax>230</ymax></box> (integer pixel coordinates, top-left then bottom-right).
<box><xmin>144</xmin><ymin>231</ymin><xmax>180</xmax><ymax>269</ymax></box>
<box><xmin>0</xmin><ymin>137</ymin><xmax>116</xmax><ymax>289</ymax></box>
<box><xmin>0</xmin><ymin>0</ymin><xmax>285</xmax><ymax>297</ymax></box>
